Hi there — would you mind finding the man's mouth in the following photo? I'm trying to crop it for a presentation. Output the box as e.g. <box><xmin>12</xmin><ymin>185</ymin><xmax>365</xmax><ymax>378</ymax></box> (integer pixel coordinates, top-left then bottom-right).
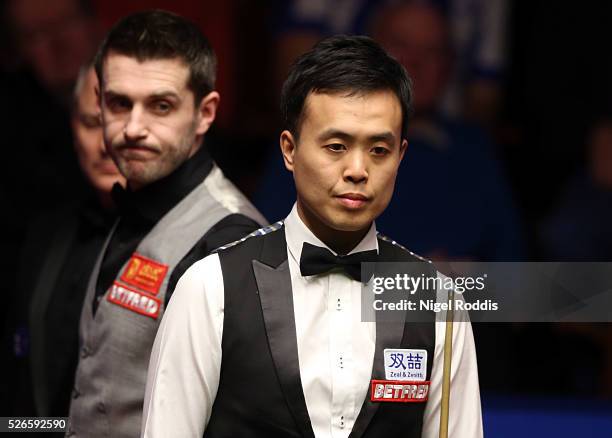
<box><xmin>336</xmin><ymin>193</ymin><xmax>370</xmax><ymax>209</ymax></box>
<box><xmin>117</xmin><ymin>143</ymin><xmax>157</xmax><ymax>151</ymax></box>
<box><xmin>115</xmin><ymin>144</ymin><xmax>159</xmax><ymax>158</ymax></box>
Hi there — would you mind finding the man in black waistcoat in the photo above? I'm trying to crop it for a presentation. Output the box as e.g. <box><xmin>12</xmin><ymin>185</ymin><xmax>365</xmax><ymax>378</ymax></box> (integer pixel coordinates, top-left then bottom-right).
<box><xmin>142</xmin><ymin>35</ymin><xmax>482</xmax><ymax>437</ymax></box>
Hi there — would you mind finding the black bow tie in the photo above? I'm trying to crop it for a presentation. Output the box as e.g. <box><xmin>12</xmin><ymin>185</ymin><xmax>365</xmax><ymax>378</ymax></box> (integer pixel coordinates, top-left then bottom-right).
<box><xmin>299</xmin><ymin>242</ymin><xmax>378</xmax><ymax>282</ymax></box>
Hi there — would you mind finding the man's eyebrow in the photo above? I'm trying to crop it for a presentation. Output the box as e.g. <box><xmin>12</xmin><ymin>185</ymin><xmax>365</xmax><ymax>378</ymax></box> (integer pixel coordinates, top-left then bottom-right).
<box><xmin>103</xmin><ymin>90</ymin><xmax>125</xmax><ymax>99</ymax></box>
<box><xmin>317</xmin><ymin>129</ymin><xmax>355</xmax><ymax>142</ymax></box>
<box><xmin>317</xmin><ymin>128</ymin><xmax>396</xmax><ymax>144</ymax></box>
<box><xmin>369</xmin><ymin>131</ymin><xmax>396</xmax><ymax>145</ymax></box>
<box><xmin>103</xmin><ymin>90</ymin><xmax>181</xmax><ymax>101</ymax></box>
<box><xmin>147</xmin><ymin>91</ymin><xmax>181</xmax><ymax>101</ymax></box>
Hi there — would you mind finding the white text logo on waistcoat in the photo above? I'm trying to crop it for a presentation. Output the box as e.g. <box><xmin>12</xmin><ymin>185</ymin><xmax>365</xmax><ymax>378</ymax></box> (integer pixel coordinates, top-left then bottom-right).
<box><xmin>107</xmin><ymin>281</ymin><xmax>161</xmax><ymax>319</ymax></box>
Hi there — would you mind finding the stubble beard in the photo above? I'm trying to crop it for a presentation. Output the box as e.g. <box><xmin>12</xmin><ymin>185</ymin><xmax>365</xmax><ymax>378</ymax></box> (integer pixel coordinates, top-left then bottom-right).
<box><xmin>114</xmin><ymin>132</ymin><xmax>196</xmax><ymax>190</ymax></box>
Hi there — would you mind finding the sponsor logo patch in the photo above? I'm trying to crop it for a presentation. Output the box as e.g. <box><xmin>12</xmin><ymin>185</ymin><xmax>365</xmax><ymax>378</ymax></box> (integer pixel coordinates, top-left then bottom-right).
<box><xmin>107</xmin><ymin>281</ymin><xmax>161</xmax><ymax>319</ymax></box>
<box><xmin>120</xmin><ymin>253</ymin><xmax>168</xmax><ymax>295</ymax></box>
<box><xmin>384</xmin><ymin>348</ymin><xmax>427</xmax><ymax>381</ymax></box>
<box><xmin>370</xmin><ymin>380</ymin><xmax>430</xmax><ymax>403</ymax></box>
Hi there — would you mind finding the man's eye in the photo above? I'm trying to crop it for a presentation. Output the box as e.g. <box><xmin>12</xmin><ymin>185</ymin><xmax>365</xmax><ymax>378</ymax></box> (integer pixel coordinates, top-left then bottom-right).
<box><xmin>372</xmin><ymin>146</ymin><xmax>390</xmax><ymax>156</ymax></box>
<box><xmin>152</xmin><ymin>101</ymin><xmax>172</xmax><ymax>114</ymax></box>
<box><xmin>326</xmin><ymin>143</ymin><xmax>346</xmax><ymax>152</ymax></box>
<box><xmin>107</xmin><ymin>97</ymin><xmax>131</xmax><ymax>112</ymax></box>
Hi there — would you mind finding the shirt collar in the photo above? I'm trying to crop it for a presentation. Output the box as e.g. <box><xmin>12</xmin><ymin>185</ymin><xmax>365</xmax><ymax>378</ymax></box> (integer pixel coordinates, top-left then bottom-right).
<box><xmin>284</xmin><ymin>203</ymin><xmax>379</xmax><ymax>264</ymax></box>
<box><xmin>112</xmin><ymin>145</ymin><xmax>213</xmax><ymax>224</ymax></box>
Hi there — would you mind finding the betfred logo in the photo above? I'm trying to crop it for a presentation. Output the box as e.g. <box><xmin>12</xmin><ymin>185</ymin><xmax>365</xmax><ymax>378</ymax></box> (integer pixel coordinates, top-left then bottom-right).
<box><xmin>120</xmin><ymin>253</ymin><xmax>168</xmax><ymax>295</ymax></box>
<box><xmin>107</xmin><ymin>282</ymin><xmax>161</xmax><ymax>319</ymax></box>
<box><xmin>370</xmin><ymin>380</ymin><xmax>430</xmax><ymax>403</ymax></box>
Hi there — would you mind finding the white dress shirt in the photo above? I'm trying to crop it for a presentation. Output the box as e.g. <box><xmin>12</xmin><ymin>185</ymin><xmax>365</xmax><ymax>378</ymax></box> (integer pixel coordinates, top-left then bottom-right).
<box><xmin>141</xmin><ymin>205</ymin><xmax>483</xmax><ymax>437</ymax></box>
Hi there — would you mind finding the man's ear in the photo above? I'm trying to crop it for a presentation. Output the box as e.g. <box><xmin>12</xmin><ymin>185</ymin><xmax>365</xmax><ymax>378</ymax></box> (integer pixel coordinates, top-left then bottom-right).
<box><xmin>399</xmin><ymin>139</ymin><xmax>408</xmax><ymax>162</ymax></box>
<box><xmin>195</xmin><ymin>91</ymin><xmax>221</xmax><ymax>135</ymax></box>
<box><xmin>280</xmin><ymin>130</ymin><xmax>297</xmax><ymax>172</ymax></box>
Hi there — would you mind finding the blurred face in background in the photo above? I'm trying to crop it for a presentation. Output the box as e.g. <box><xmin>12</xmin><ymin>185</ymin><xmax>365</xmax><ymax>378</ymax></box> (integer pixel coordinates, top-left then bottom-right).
<box><xmin>375</xmin><ymin>3</ymin><xmax>451</xmax><ymax>115</ymax></box>
<box><xmin>100</xmin><ymin>53</ymin><xmax>219</xmax><ymax>190</ymax></box>
<box><xmin>9</xmin><ymin>0</ymin><xmax>98</xmax><ymax>98</ymax></box>
<box><xmin>72</xmin><ymin>67</ymin><xmax>125</xmax><ymax>196</ymax></box>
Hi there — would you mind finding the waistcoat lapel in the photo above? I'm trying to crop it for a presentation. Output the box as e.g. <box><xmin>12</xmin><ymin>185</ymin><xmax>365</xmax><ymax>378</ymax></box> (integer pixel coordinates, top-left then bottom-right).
<box><xmin>349</xmin><ymin>238</ymin><xmax>409</xmax><ymax>438</ymax></box>
<box><xmin>252</xmin><ymin>228</ymin><xmax>315</xmax><ymax>438</ymax></box>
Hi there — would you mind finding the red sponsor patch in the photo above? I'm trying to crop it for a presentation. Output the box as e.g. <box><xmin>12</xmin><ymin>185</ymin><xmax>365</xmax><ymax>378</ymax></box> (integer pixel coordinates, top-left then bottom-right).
<box><xmin>370</xmin><ymin>380</ymin><xmax>430</xmax><ymax>403</ymax></box>
<box><xmin>120</xmin><ymin>253</ymin><xmax>168</xmax><ymax>295</ymax></box>
<box><xmin>107</xmin><ymin>282</ymin><xmax>161</xmax><ymax>319</ymax></box>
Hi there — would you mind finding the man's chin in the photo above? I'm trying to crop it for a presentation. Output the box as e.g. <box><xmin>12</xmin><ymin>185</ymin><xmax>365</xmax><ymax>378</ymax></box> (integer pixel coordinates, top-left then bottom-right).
<box><xmin>120</xmin><ymin>168</ymin><xmax>155</xmax><ymax>190</ymax></box>
<box><xmin>326</xmin><ymin>213</ymin><xmax>373</xmax><ymax>233</ymax></box>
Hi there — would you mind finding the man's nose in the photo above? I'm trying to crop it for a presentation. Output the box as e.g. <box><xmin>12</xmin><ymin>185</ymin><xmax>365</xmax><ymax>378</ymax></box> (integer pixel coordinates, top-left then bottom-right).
<box><xmin>343</xmin><ymin>150</ymin><xmax>368</xmax><ymax>183</ymax></box>
<box><xmin>124</xmin><ymin>107</ymin><xmax>148</xmax><ymax>141</ymax></box>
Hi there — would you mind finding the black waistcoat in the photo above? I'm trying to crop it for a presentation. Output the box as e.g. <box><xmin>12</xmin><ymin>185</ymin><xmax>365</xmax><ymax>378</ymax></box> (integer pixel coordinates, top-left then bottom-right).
<box><xmin>205</xmin><ymin>226</ymin><xmax>436</xmax><ymax>437</ymax></box>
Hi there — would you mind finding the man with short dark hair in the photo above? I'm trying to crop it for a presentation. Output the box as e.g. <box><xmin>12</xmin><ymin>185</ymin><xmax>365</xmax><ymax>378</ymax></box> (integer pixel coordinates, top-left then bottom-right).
<box><xmin>142</xmin><ymin>35</ymin><xmax>481</xmax><ymax>437</ymax></box>
<box><xmin>67</xmin><ymin>11</ymin><xmax>265</xmax><ymax>438</ymax></box>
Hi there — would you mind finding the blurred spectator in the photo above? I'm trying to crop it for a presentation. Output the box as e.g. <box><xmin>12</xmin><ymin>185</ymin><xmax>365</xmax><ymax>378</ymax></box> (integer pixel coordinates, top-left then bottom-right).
<box><xmin>273</xmin><ymin>0</ymin><xmax>508</xmax><ymax>127</ymax></box>
<box><xmin>6</xmin><ymin>0</ymin><xmax>100</xmax><ymax>103</ymax></box>
<box><xmin>0</xmin><ymin>0</ymin><xmax>101</xmax><ymax>337</ymax></box>
<box><xmin>537</xmin><ymin>117</ymin><xmax>612</xmax><ymax>397</ymax></box>
<box><xmin>373</xmin><ymin>1</ymin><xmax>523</xmax><ymax>262</ymax></box>
<box><xmin>502</xmin><ymin>2</ymin><xmax>612</xmax><ymax>223</ymax></box>
<box><xmin>71</xmin><ymin>67</ymin><xmax>124</xmax><ymax>208</ymax></box>
<box><xmin>3</xmin><ymin>65</ymin><xmax>124</xmax><ymax>419</ymax></box>
<box><xmin>442</xmin><ymin>0</ymin><xmax>508</xmax><ymax>126</ymax></box>
<box><xmin>541</xmin><ymin>118</ymin><xmax>612</xmax><ymax>261</ymax></box>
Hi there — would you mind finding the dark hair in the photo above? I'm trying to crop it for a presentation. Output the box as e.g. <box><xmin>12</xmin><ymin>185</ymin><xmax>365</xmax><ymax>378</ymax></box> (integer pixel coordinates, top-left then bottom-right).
<box><xmin>94</xmin><ymin>10</ymin><xmax>216</xmax><ymax>103</ymax></box>
<box><xmin>281</xmin><ymin>35</ymin><xmax>412</xmax><ymax>140</ymax></box>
